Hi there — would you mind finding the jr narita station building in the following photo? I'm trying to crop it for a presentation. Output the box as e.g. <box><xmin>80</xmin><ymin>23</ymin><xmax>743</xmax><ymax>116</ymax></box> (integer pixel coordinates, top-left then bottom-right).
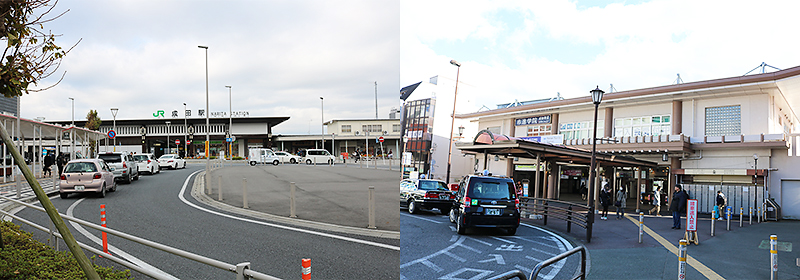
<box><xmin>449</xmin><ymin>65</ymin><xmax>800</xmax><ymax>220</ymax></box>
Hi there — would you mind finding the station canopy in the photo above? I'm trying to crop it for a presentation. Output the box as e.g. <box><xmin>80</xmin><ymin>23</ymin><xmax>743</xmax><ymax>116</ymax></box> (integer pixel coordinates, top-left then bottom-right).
<box><xmin>455</xmin><ymin>130</ymin><xmax>657</xmax><ymax>168</ymax></box>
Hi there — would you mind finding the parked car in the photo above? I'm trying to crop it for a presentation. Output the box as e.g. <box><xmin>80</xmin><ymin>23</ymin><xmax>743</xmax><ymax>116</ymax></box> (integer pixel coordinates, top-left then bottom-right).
<box><xmin>400</xmin><ymin>179</ymin><xmax>455</xmax><ymax>214</ymax></box>
<box><xmin>97</xmin><ymin>152</ymin><xmax>139</xmax><ymax>184</ymax></box>
<box><xmin>303</xmin><ymin>149</ymin><xmax>335</xmax><ymax>165</ymax></box>
<box><xmin>158</xmin><ymin>154</ymin><xmax>186</xmax><ymax>169</ymax></box>
<box><xmin>133</xmin><ymin>153</ymin><xmax>160</xmax><ymax>175</ymax></box>
<box><xmin>248</xmin><ymin>148</ymin><xmax>280</xmax><ymax>166</ymax></box>
<box><xmin>449</xmin><ymin>174</ymin><xmax>520</xmax><ymax>235</ymax></box>
<box><xmin>59</xmin><ymin>159</ymin><xmax>116</xmax><ymax>199</ymax></box>
<box><xmin>274</xmin><ymin>151</ymin><xmax>302</xmax><ymax>164</ymax></box>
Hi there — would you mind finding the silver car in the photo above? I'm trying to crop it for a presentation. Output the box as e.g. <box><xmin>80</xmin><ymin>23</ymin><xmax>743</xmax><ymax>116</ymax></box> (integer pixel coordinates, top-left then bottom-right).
<box><xmin>97</xmin><ymin>152</ymin><xmax>140</xmax><ymax>183</ymax></box>
<box><xmin>59</xmin><ymin>159</ymin><xmax>116</xmax><ymax>199</ymax></box>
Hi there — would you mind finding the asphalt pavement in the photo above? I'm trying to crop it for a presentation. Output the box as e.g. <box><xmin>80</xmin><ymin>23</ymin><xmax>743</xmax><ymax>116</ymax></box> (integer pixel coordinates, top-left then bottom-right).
<box><xmin>524</xmin><ymin>204</ymin><xmax>800</xmax><ymax>279</ymax></box>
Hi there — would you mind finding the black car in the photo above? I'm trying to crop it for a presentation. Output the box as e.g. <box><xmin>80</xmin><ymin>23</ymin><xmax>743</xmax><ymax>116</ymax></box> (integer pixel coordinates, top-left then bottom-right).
<box><xmin>449</xmin><ymin>175</ymin><xmax>520</xmax><ymax>235</ymax></box>
<box><xmin>400</xmin><ymin>179</ymin><xmax>455</xmax><ymax>214</ymax></box>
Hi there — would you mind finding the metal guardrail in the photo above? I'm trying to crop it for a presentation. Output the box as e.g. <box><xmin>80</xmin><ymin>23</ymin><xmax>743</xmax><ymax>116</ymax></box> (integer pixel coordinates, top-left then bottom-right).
<box><xmin>520</xmin><ymin>198</ymin><xmax>589</xmax><ymax>234</ymax></box>
<box><xmin>487</xmin><ymin>246</ymin><xmax>587</xmax><ymax>280</ymax></box>
<box><xmin>0</xmin><ymin>195</ymin><xmax>282</xmax><ymax>280</ymax></box>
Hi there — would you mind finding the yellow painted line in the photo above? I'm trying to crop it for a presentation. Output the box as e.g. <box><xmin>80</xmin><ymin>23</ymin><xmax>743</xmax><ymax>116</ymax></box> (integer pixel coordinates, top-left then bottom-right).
<box><xmin>624</xmin><ymin>214</ymin><xmax>724</xmax><ymax>280</ymax></box>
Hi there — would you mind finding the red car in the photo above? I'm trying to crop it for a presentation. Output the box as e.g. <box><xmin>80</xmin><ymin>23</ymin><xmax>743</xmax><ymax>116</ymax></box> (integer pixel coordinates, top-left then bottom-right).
<box><xmin>59</xmin><ymin>159</ymin><xmax>117</xmax><ymax>199</ymax></box>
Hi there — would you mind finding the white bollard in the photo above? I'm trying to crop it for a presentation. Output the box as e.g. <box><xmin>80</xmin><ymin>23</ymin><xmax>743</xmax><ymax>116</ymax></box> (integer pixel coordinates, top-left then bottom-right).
<box><xmin>218</xmin><ymin>176</ymin><xmax>223</xmax><ymax>201</ymax></box>
<box><xmin>749</xmin><ymin>207</ymin><xmax>753</xmax><ymax>225</ymax></box>
<box><xmin>739</xmin><ymin>207</ymin><xmax>743</xmax><ymax>228</ymax></box>
<box><xmin>290</xmin><ymin>182</ymin><xmax>297</xmax><ymax>218</ymax></box>
<box><xmin>726</xmin><ymin>209</ymin><xmax>731</xmax><ymax>231</ymax></box>
<box><xmin>242</xmin><ymin>178</ymin><xmax>248</xmax><ymax>209</ymax></box>
<box><xmin>711</xmin><ymin>209</ymin><xmax>716</xmax><ymax>236</ymax></box>
<box><xmin>638</xmin><ymin>212</ymin><xmax>643</xmax><ymax>243</ymax></box>
<box><xmin>770</xmin><ymin>235</ymin><xmax>778</xmax><ymax>280</ymax></box>
<box><xmin>678</xmin><ymin>239</ymin><xmax>687</xmax><ymax>280</ymax></box>
<box><xmin>368</xmin><ymin>186</ymin><xmax>376</xmax><ymax>229</ymax></box>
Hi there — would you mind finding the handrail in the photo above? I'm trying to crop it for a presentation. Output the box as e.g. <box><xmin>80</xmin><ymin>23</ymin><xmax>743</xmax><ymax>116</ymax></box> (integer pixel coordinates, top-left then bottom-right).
<box><xmin>0</xmin><ymin>195</ymin><xmax>281</xmax><ymax>280</ymax></box>
<box><xmin>530</xmin><ymin>246</ymin><xmax>587</xmax><ymax>280</ymax></box>
<box><xmin>520</xmin><ymin>198</ymin><xmax>589</xmax><ymax>235</ymax></box>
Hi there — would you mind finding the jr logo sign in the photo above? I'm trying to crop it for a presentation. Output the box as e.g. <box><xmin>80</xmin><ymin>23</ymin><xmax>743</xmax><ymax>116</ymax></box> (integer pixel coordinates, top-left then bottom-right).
<box><xmin>153</xmin><ymin>110</ymin><xmax>165</xmax><ymax>118</ymax></box>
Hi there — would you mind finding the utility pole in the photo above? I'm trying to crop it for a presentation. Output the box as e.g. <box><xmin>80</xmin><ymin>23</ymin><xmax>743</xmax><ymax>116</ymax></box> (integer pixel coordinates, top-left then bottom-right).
<box><xmin>375</xmin><ymin>81</ymin><xmax>378</xmax><ymax>119</ymax></box>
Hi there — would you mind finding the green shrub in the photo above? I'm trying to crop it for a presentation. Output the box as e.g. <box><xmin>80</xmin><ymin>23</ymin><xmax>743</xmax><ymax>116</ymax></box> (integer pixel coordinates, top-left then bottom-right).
<box><xmin>0</xmin><ymin>221</ymin><xmax>132</xmax><ymax>279</ymax></box>
<box><xmin>209</xmin><ymin>156</ymin><xmax>217</xmax><ymax>159</ymax></box>
<box><xmin>232</xmin><ymin>156</ymin><xmax>243</xmax><ymax>160</ymax></box>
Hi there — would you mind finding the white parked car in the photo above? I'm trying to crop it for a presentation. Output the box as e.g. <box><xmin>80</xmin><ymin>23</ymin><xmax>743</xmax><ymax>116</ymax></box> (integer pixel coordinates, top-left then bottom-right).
<box><xmin>158</xmin><ymin>154</ymin><xmax>186</xmax><ymax>169</ymax></box>
<box><xmin>303</xmin><ymin>149</ymin><xmax>335</xmax><ymax>165</ymax></box>
<box><xmin>274</xmin><ymin>151</ymin><xmax>302</xmax><ymax>164</ymax></box>
<box><xmin>133</xmin><ymin>153</ymin><xmax>160</xmax><ymax>175</ymax></box>
<box><xmin>248</xmin><ymin>148</ymin><xmax>280</xmax><ymax>166</ymax></box>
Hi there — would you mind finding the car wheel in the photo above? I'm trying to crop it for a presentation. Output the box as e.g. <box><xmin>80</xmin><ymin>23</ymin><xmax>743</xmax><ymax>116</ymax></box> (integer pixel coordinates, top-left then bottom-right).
<box><xmin>449</xmin><ymin>208</ymin><xmax>456</xmax><ymax>223</ymax></box>
<box><xmin>60</xmin><ymin>193</ymin><xmax>68</xmax><ymax>199</ymax></box>
<box><xmin>440</xmin><ymin>207</ymin><xmax>451</xmax><ymax>216</ymax></box>
<box><xmin>408</xmin><ymin>199</ymin><xmax>418</xmax><ymax>214</ymax></box>
<box><xmin>456</xmin><ymin>214</ymin><xmax>466</xmax><ymax>235</ymax></box>
<box><xmin>249</xmin><ymin>161</ymin><xmax>256</xmax><ymax>166</ymax></box>
<box><xmin>125</xmin><ymin>173</ymin><xmax>132</xmax><ymax>184</ymax></box>
<box><xmin>290</xmin><ymin>158</ymin><xmax>296</xmax><ymax>164</ymax></box>
<box><xmin>134</xmin><ymin>172</ymin><xmax>139</xmax><ymax>180</ymax></box>
<box><xmin>506</xmin><ymin>227</ymin><xmax>517</xmax><ymax>236</ymax></box>
<box><xmin>111</xmin><ymin>181</ymin><xmax>117</xmax><ymax>192</ymax></box>
<box><xmin>99</xmin><ymin>185</ymin><xmax>106</xmax><ymax>198</ymax></box>
<box><xmin>306</xmin><ymin>159</ymin><xmax>312</xmax><ymax>165</ymax></box>
<box><xmin>272</xmin><ymin>160</ymin><xmax>279</xmax><ymax>166</ymax></box>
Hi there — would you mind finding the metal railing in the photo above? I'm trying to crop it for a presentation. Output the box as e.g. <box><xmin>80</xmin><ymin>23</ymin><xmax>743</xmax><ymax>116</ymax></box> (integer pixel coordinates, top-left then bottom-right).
<box><xmin>520</xmin><ymin>198</ymin><xmax>589</xmax><ymax>235</ymax></box>
<box><xmin>488</xmin><ymin>246</ymin><xmax>587</xmax><ymax>280</ymax></box>
<box><xmin>0</xmin><ymin>195</ymin><xmax>281</xmax><ymax>280</ymax></box>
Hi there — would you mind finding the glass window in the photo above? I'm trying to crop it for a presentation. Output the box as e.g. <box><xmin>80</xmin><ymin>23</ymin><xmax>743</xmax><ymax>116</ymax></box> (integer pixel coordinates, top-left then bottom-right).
<box><xmin>705</xmin><ymin>105</ymin><xmax>741</xmax><ymax>136</ymax></box>
<box><xmin>341</xmin><ymin>125</ymin><xmax>351</xmax><ymax>133</ymax></box>
<box><xmin>614</xmin><ymin>115</ymin><xmax>671</xmax><ymax>137</ymax></box>
<box><xmin>559</xmin><ymin>121</ymin><xmax>602</xmax><ymax>140</ymax></box>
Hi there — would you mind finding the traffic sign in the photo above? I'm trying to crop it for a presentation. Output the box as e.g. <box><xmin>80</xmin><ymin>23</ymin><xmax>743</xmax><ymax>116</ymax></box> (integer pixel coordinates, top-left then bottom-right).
<box><xmin>378</xmin><ymin>136</ymin><xmax>384</xmax><ymax>143</ymax></box>
<box><xmin>175</xmin><ymin>139</ymin><xmax>180</xmax><ymax>145</ymax></box>
<box><xmin>187</xmin><ymin>140</ymin><xmax>192</xmax><ymax>145</ymax></box>
<box><xmin>107</xmin><ymin>130</ymin><xmax>116</xmax><ymax>139</ymax></box>
<box><xmin>226</xmin><ymin>137</ymin><xmax>233</xmax><ymax>142</ymax></box>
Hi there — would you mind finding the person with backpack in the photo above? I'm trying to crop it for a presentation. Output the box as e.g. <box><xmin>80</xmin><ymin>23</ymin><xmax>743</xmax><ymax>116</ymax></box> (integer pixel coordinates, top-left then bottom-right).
<box><xmin>669</xmin><ymin>184</ymin><xmax>688</xmax><ymax>229</ymax></box>
<box><xmin>716</xmin><ymin>191</ymin><xmax>727</xmax><ymax>220</ymax></box>
<box><xmin>615</xmin><ymin>187</ymin><xmax>627</xmax><ymax>219</ymax></box>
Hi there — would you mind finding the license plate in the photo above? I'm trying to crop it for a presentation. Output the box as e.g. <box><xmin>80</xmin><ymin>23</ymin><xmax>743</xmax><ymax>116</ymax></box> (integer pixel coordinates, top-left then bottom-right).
<box><xmin>439</xmin><ymin>194</ymin><xmax>450</xmax><ymax>200</ymax></box>
<box><xmin>485</xmin><ymin>208</ymin><xmax>501</xmax><ymax>215</ymax></box>
<box><xmin>74</xmin><ymin>185</ymin><xmax>85</xmax><ymax>191</ymax></box>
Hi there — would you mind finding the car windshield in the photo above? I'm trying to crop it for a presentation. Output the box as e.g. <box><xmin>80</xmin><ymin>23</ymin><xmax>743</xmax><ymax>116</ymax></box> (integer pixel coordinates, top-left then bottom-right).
<box><xmin>160</xmin><ymin>155</ymin><xmax>174</xmax><ymax>159</ymax></box>
<box><xmin>418</xmin><ymin>180</ymin><xmax>448</xmax><ymax>191</ymax></box>
<box><xmin>98</xmin><ymin>154</ymin><xmax>122</xmax><ymax>163</ymax></box>
<box><xmin>133</xmin><ymin>155</ymin><xmax>148</xmax><ymax>161</ymax></box>
<box><xmin>468</xmin><ymin>179</ymin><xmax>515</xmax><ymax>199</ymax></box>
<box><xmin>65</xmin><ymin>162</ymin><xmax>98</xmax><ymax>173</ymax></box>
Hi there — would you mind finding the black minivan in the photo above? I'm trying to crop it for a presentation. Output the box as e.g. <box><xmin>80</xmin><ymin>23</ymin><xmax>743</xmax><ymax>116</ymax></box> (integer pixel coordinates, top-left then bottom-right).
<box><xmin>449</xmin><ymin>175</ymin><xmax>520</xmax><ymax>235</ymax></box>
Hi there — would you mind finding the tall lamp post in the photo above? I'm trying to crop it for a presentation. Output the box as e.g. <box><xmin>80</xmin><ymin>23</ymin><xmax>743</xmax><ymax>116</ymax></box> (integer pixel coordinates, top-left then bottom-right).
<box><xmin>445</xmin><ymin>59</ymin><xmax>461</xmax><ymax>184</ymax></box>
<box><xmin>226</xmin><ymin>85</ymin><xmax>232</xmax><ymax>159</ymax></box>
<box><xmin>110</xmin><ymin>108</ymin><xmax>118</xmax><ymax>152</ymax></box>
<box><xmin>183</xmin><ymin>103</ymin><xmax>188</xmax><ymax>157</ymax></box>
<box><xmin>320</xmin><ymin>96</ymin><xmax>325</xmax><ymax>150</ymax></box>
<box><xmin>587</xmin><ymin>85</ymin><xmax>605</xmax><ymax>243</ymax></box>
<box><xmin>69</xmin><ymin>98</ymin><xmax>75</xmax><ymax>160</ymax></box>
<box><xmin>198</xmin><ymin>46</ymin><xmax>209</xmax><ymax>175</ymax></box>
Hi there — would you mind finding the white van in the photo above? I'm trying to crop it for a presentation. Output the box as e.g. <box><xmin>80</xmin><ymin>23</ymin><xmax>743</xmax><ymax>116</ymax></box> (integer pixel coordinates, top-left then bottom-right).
<box><xmin>303</xmin><ymin>149</ymin><xmax>335</xmax><ymax>165</ymax></box>
<box><xmin>248</xmin><ymin>148</ymin><xmax>280</xmax><ymax>166</ymax></box>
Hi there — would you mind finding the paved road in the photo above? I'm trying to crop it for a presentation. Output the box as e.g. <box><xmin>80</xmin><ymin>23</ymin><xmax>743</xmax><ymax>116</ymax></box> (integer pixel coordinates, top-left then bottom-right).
<box><xmin>400</xmin><ymin>209</ymin><xmax>582</xmax><ymax>280</ymax></box>
<box><xmin>9</xmin><ymin>164</ymin><xmax>399</xmax><ymax>279</ymax></box>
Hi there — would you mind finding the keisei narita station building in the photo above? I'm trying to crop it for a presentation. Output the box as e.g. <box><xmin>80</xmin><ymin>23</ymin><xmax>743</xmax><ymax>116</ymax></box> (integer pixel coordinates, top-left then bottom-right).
<box><xmin>451</xmin><ymin>65</ymin><xmax>800</xmax><ymax>220</ymax></box>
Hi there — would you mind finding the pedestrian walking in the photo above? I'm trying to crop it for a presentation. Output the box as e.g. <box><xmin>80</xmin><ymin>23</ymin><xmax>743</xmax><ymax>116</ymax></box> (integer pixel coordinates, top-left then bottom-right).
<box><xmin>716</xmin><ymin>190</ymin><xmax>726</xmax><ymax>220</ymax></box>
<box><xmin>615</xmin><ymin>187</ymin><xmax>626</xmax><ymax>219</ymax></box>
<box><xmin>56</xmin><ymin>153</ymin><xmax>67</xmax><ymax>175</ymax></box>
<box><xmin>669</xmin><ymin>184</ymin><xmax>688</xmax><ymax>229</ymax></box>
<box><xmin>43</xmin><ymin>153</ymin><xmax>54</xmax><ymax>177</ymax></box>
<box><xmin>649</xmin><ymin>187</ymin><xmax>661</xmax><ymax>216</ymax></box>
<box><xmin>599</xmin><ymin>186</ymin><xmax>611</xmax><ymax>220</ymax></box>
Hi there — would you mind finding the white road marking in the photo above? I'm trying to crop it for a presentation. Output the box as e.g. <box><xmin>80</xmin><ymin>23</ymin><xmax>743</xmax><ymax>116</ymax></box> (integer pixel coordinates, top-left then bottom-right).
<box><xmin>178</xmin><ymin>170</ymin><xmax>399</xmax><ymax>251</ymax></box>
<box><xmin>478</xmin><ymin>254</ymin><xmax>506</xmax><ymax>265</ymax></box>
<box><xmin>401</xmin><ymin>212</ymin><xmax>444</xmax><ymax>224</ymax></box>
<box><xmin>490</xmin><ymin>236</ymin><xmax>516</xmax><ymax>244</ymax></box>
<box><xmin>66</xmin><ymin>198</ymin><xmax>178</xmax><ymax>280</ymax></box>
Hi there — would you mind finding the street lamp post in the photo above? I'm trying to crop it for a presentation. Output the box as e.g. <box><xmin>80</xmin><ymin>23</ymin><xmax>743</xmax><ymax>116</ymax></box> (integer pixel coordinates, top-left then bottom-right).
<box><xmin>110</xmin><ymin>108</ymin><xmax>118</xmax><ymax>153</ymax></box>
<box><xmin>445</xmin><ymin>59</ymin><xmax>461</xmax><ymax>184</ymax></box>
<box><xmin>320</xmin><ymin>96</ymin><xmax>324</xmax><ymax>150</ymax></box>
<box><xmin>69</xmin><ymin>98</ymin><xmax>75</xmax><ymax>160</ymax></box>
<box><xmin>587</xmin><ymin>85</ymin><xmax>605</xmax><ymax>243</ymax></box>
<box><xmin>166</xmin><ymin>121</ymin><xmax>171</xmax><ymax>155</ymax></box>
<box><xmin>183</xmin><ymin>103</ymin><xmax>187</xmax><ymax>157</ymax></box>
<box><xmin>226</xmin><ymin>85</ymin><xmax>232</xmax><ymax>159</ymax></box>
<box><xmin>198</xmin><ymin>46</ymin><xmax>209</xmax><ymax>175</ymax></box>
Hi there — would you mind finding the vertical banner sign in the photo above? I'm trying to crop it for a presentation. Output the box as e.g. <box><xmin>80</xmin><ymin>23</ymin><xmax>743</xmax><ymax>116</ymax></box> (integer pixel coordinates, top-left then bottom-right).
<box><xmin>687</xmin><ymin>199</ymin><xmax>698</xmax><ymax>231</ymax></box>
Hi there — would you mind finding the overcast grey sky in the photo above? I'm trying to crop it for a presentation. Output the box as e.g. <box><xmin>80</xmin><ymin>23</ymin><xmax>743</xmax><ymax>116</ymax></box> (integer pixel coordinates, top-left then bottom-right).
<box><xmin>25</xmin><ymin>0</ymin><xmax>400</xmax><ymax>135</ymax></box>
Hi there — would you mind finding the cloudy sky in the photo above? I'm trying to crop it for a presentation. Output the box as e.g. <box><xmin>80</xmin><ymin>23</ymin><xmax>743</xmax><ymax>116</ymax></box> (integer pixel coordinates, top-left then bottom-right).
<box><xmin>26</xmin><ymin>0</ymin><xmax>399</xmax><ymax>135</ymax></box>
<box><xmin>401</xmin><ymin>0</ymin><xmax>800</xmax><ymax>113</ymax></box>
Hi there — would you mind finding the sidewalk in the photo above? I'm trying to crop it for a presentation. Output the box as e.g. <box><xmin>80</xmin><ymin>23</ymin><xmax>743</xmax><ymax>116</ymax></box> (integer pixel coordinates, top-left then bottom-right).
<box><xmin>0</xmin><ymin>175</ymin><xmax>59</xmax><ymax>212</ymax></box>
<box><xmin>525</xmin><ymin>209</ymin><xmax>800</xmax><ymax>279</ymax></box>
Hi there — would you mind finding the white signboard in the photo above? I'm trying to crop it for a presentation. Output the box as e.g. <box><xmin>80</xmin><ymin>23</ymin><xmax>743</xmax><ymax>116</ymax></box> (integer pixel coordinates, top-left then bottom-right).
<box><xmin>402</xmin><ymin>152</ymin><xmax>413</xmax><ymax>166</ymax></box>
<box><xmin>686</xmin><ymin>199</ymin><xmax>698</xmax><ymax>231</ymax></box>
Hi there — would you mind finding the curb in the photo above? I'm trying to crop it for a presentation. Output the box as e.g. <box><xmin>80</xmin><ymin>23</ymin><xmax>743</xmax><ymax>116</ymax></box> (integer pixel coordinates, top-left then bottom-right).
<box><xmin>190</xmin><ymin>171</ymin><xmax>400</xmax><ymax>240</ymax></box>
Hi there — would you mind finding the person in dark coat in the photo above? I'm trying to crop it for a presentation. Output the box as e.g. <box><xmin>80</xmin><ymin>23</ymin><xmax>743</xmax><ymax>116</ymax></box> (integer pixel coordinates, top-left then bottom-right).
<box><xmin>56</xmin><ymin>154</ymin><xmax>67</xmax><ymax>175</ymax></box>
<box><xmin>669</xmin><ymin>184</ymin><xmax>688</xmax><ymax>229</ymax></box>
<box><xmin>599</xmin><ymin>186</ymin><xmax>612</xmax><ymax>220</ymax></box>
<box><xmin>43</xmin><ymin>153</ymin><xmax>54</xmax><ymax>177</ymax></box>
